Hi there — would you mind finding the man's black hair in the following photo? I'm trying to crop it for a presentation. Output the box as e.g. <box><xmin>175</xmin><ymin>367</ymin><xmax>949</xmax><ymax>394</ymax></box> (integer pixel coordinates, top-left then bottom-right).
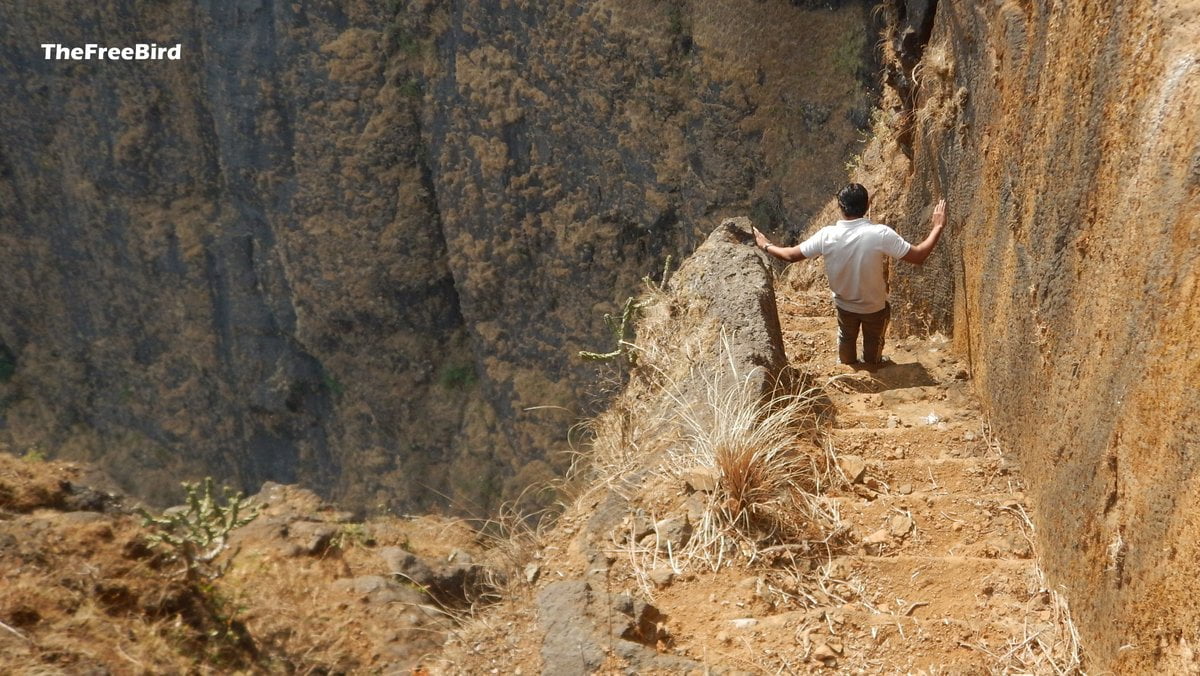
<box><xmin>837</xmin><ymin>183</ymin><xmax>869</xmax><ymax>218</ymax></box>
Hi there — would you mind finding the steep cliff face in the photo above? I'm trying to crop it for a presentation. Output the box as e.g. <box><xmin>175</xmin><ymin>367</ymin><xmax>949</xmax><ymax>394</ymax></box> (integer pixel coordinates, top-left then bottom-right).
<box><xmin>857</xmin><ymin>1</ymin><xmax>1199</xmax><ymax>671</ymax></box>
<box><xmin>0</xmin><ymin>1</ymin><xmax>472</xmax><ymax>511</ymax></box>
<box><xmin>0</xmin><ymin>0</ymin><xmax>878</xmax><ymax>513</ymax></box>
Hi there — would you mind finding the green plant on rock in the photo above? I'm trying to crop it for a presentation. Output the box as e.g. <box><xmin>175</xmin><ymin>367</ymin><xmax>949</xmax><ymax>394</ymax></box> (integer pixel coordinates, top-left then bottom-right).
<box><xmin>581</xmin><ymin>257</ymin><xmax>673</xmax><ymax>366</ymax></box>
<box><xmin>641</xmin><ymin>254</ymin><xmax>673</xmax><ymax>292</ymax></box>
<box><xmin>579</xmin><ymin>296</ymin><xmax>647</xmax><ymax>365</ymax></box>
<box><xmin>439</xmin><ymin>363</ymin><xmax>478</xmax><ymax>389</ymax></box>
<box><xmin>137</xmin><ymin>477</ymin><xmax>261</xmax><ymax>581</ymax></box>
<box><xmin>334</xmin><ymin>523</ymin><xmax>375</xmax><ymax>550</ymax></box>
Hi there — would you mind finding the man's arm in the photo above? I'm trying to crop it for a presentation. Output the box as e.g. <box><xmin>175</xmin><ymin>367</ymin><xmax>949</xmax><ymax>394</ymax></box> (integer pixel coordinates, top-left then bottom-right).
<box><xmin>752</xmin><ymin>227</ymin><xmax>807</xmax><ymax>262</ymax></box>
<box><xmin>900</xmin><ymin>199</ymin><xmax>946</xmax><ymax>265</ymax></box>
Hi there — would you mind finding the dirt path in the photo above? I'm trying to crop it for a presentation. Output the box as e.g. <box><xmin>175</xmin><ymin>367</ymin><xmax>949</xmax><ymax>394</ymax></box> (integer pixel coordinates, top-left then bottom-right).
<box><xmin>735</xmin><ymin>288</ymin><xmax>1078</xmax><ymax>672</ymax></box>
<box><xmin>433</xmin><ymin>283</ymin><xmax>1081</xmax><ymax>674</ymax></box>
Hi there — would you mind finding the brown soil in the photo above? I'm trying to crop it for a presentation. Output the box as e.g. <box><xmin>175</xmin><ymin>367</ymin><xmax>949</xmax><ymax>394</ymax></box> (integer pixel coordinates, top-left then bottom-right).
<box><xmin>0</xmin><ymin>450</ymin><xmax>492</xmax><ymax>674</ymax></box>
<box><xmin>645</xmin><ymin>288</ymin><xmax>1070</xmax><ymax>673</ymax></box>
<box><xmin>426</xmin><ymin>278</ymin><xmax>1080</xmax><ymax>674</ymax></box>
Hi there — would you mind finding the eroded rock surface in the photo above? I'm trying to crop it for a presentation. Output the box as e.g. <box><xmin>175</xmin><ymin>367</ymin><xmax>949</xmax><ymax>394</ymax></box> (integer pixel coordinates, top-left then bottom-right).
<box><xmin>0</xmin><ymin>0</ymin><xmax>878</xmax><ymax>515</ymax></box>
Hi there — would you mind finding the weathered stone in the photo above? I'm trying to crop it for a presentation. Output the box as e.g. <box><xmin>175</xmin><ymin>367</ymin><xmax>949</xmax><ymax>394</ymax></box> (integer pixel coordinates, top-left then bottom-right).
<box><xmin>654</xmin><ymin>516</ymin><xmax>693</xmax><ymax>551</ymax></box>
<box><xmin>330</xmin><ymin>575</ymin><xmax>424</xmax><ymax>606</ymax></box>
<box><xmin>447</xmin><ymin>548</ymin><xmax>474</xmax><ymax>565</ymax></box>
<box><xmin>683</xmin><ymin>494</ymin><xmax>707</xmax><ymax>522</ymax></box>
<box><xmin>681</xmin><ymin>466</ymin><xmax>720</xmax><ymax>493</ymax></box>
<box><xmin>666</xmin><ymin>218</ymin><xmax>789</xmax><ymax>406</ymax></box>
<box><xmin>837</xmin><ymin>455</ymin><xmax>867</xmax><ymax>483</ymax></box>
<box><xmin>537</xmin><ymin>581</ymin><xmax>605</xmax><ymax>676</ymax></box>
<box><xmin>812</xmin><ymin>642</ymin><xmax>839</xmax><ymax>666</ymax></box>
<box><xmin>888</xmin><ymin>514</ymin><xmax>914</xmax><ymax>537</ymax></box>
<box><xmin>287</xmin><ymin>521</ymin><xmax>337</xmax><ymax>556</ymax></box>
<box><xmin>378</xmin><ymin>546</ymin><xmax>492</xmax><ymax>605</ymax></box>
<box><xmin>648</xmin><ymin>567</ymin><xmax>675</xmax><ymax>588</ymax></box>
<box><xmin>862</xmin><ymin>528</ymin><xmax>891</xmax><ymax>546</ymax></box>
<box><xmin>380</xmin><ymin>547</ymin><xmax>435</xmax><ymax>587</ymax></box>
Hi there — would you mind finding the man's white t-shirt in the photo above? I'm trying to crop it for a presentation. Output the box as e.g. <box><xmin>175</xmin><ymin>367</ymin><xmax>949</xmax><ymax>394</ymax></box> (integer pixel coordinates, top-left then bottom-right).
<box><xmin>798</xmin><ymin>218</ymin><xmax>912</xmax><ymax>314</ymax></box>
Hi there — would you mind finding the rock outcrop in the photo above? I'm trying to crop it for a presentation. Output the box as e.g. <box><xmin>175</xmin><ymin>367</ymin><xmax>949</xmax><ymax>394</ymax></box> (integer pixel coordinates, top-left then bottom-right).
<box><xmin>667</xmin><ymin>217</ymin><xmax>789</xmax><ymax>401</ymax></box>
<box><xmin>855</xmin><ymin>1</ymin><xmax>1200</xmax><ymax>671</ymax></box>
<box><xmin>427</xmin><ymin>217</ymin><xmax>800</xmax><ymax>672</ymax></box>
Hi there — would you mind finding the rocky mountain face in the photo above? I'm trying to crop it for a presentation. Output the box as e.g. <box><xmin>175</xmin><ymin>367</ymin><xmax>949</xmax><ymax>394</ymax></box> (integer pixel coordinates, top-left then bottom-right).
<box><xmin>852</xmin><ymin>1</ymin><xmax>1199</xmax><ymax>672</ymax></box>
<box><xmin>0</xmin><ymin>0</ymin><xmax>878</xmax><ymax>513</ymax></box>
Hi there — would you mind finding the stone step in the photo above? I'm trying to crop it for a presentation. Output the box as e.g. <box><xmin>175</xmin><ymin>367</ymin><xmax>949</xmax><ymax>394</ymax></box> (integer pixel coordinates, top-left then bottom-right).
<box><xmin>787</xmin><ymin>316</ymin><xmax>839</xmax><ymax>333</ymax></box>
<box><xmin>830</xmin><ymin>405</ymin><xmax>981</xmax><ymax>433</ymax></box>
<box><xmin>818</xmin><ymin>361</ymin><xmax>943</xmax><ymax>393</ymax></box>
<box><xmin>830</xmin><ymin>380</ymin><xmax>977</xmax><ymax>416</ymax></box>
<box><xmin>826</xmin><ymin>555</ymin><xmax>1040</xmax><ymax>622</ymax></box>
<box><xmin>729</xmin><ymin>606</ymin><xmax>1031</xmax><ymax>674</ymax></box>
<box><xmin>842</xmin><ymin>456</ymin><xmax>1025</xmax><ymax>496</ymax></box>
<box><xmin>826</xmin><ymin>493</ymin><xmax>1033</xmax><ymax>560</ymax></box>
<box><xmin>829</xmin><ymin>426</ymin><xmax>991</xmax><ymax>461</ymax></box>
<box><xmin>785</xmin><ymin>327</ymin><xmax>839</xmax><ymax>367</ymax></box>
<box><xmin>779</xmin><ymin>292</ymin><xmax>835</xmax><ymax>317</ymax></box>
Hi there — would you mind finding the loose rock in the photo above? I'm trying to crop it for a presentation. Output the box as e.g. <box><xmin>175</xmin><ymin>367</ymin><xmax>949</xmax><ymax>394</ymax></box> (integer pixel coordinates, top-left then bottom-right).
<box><xmin>654</xmin><ymin>516</ymin><xmax>692</xmax><ymax>551</ymax></box>
<box><xmin>837</xmin><ymin>455</ymin><xmax>867</xmax><ymax>483</ymax></box>
<box><xmin>681</xmin><ymin>467</ymin><xmax>720</xmax><ymax>493</ymax></box>
<box><xmin>812</xmin><ymin>643</ymin><xmax>839</xmax><ymax>666</ymax></box>
<box><xmin>888</xmin><ymin>514</ymin><xmax>913</xmax><ymax>537</ymax></box>
<box><xmin>649</xmin><ymin>567</ymin><xmax>675</xmax><ymax>588</ymax></box>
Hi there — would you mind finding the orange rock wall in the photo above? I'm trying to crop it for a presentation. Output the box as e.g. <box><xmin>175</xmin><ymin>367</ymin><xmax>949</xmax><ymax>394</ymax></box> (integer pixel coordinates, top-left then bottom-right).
<box><xmin>879</xmin><ymin>1</ymin><xmax>1199</xmax><ymax>670</ymax></box>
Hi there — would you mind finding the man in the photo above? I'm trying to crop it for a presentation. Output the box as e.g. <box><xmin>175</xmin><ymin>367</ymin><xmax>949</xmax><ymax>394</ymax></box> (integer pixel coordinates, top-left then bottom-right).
<box><xmin>753</xmin><ymin>184</ymin><xmax>946</xmax><ymax>366</ymax></box>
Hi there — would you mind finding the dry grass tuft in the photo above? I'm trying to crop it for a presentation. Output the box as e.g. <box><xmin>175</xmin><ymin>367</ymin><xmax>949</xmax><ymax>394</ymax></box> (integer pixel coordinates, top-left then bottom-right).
<box><xmin>958</xmin><ymin>461</ymin><xmax>1085</xmax><ymax>675</ymax></box>
<box><xmin>661</xmin><ymin>341</ymin><xmax>842</xmax><ymax>570</ymax></box>
<box><xmin>988</xmin><ymin>504</ymin><xmax>1084</xmax><ymax>675</ymax></box>
<box><xmin>912</xmin><ymin>42</ymin><xmax>955</xmax><ymax>91</ymax></box>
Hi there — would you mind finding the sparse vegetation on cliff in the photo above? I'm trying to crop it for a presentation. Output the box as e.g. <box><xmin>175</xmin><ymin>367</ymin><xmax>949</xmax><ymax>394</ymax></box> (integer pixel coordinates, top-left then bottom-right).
<box><xmin>137</xmin><ymin>478</ymin><xmax>261</xmax><ymax>582</ymax></box>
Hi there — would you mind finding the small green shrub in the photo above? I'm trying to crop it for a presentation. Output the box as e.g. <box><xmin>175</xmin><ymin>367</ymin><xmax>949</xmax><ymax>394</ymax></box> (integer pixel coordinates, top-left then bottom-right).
<box><xmin>387</xmin><ymin>23</ymin><xmax>422</xmax><ymax>57</ymax></box>
<box><xmin>399</xmin><ymin>77</ymin><xmax>423</xmax><ymax>98</ymax></box>
<box><xmin>323</xmin><ymin>373</ymin><xmax>345</xmax><ymax>396</ymax></box>
<box><xmin>334</xmin><ymin>523</ymin><xmax>375</xmax><ymax>550</ymax></box>
<box><xmin>834</xmin><ymin>32</ymin><xmax>868</xmax><ymax>79</ymax></box>
<box><xmin>137</xmin><ymin>478</ymin><xmax>261</xmax><ymax>581</ymax></box>
<box><xmin>581</xmin><ymin>257</ymin><xmax>673</xmax><ymax>366</ymax></box>
<box><xmin>579</xmin><ymin>296</ymin><xmax>646</xmax><ymax>365</ymax></box>
<box><xmin>439</xmin><ymin>363</ymin><xmax>477</xmax><ymax>389</ymax></box>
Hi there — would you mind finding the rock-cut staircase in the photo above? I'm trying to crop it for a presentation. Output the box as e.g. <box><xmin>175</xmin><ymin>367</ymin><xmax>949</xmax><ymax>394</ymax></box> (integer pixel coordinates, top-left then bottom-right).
<box><xmin>776</xmin><ymin>288</ymin><xmax>1073</xmax><ymax>673</ymax></box>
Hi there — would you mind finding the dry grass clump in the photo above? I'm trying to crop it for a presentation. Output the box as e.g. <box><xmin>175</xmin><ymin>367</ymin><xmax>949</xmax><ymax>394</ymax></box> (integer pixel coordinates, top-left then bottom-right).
<box><xmin>664</xmin><ymin>358</ymin><xmax>841</xmax><ymax>570</ymax></box>
<box><xmin>565</xmin><ymin>281</ymin><xmax>710</xmax><ymax>491</ymax></box>
<box><xmin>913</xmin><ymin>41</ymin><xmax>968</xmax><ymax>137</ymax></box>
<box><xmin>912</xmin><ymin>42</ymin><xmax>955</xmax><ymax>91</ymax></box>
<box><xmin>961</xmin><ymin>493</ymin><xmax>1085</xmax><ymax>674</ymax></box>
<box><xmin>567</xmin><ymin>268</ymin><xmax>842</xmax><ymax>574</ymax></box>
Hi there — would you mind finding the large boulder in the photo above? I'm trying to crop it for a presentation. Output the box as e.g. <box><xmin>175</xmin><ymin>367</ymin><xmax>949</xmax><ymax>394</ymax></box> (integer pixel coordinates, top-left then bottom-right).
<box><xmin>663</xmin><ymin>217</ymin><xmax>790</xmax><ymax>402</ymax></box>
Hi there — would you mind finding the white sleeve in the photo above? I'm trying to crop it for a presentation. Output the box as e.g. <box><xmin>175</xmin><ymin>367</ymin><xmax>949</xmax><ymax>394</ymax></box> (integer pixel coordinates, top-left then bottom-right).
<box><xmin>798</xmin><ymin>229</ymin><xmax>826</xmax><ymax>259</ymax></box>
<box><xmin>879</xmin><ymin>226</ymin><xmax>912</xmax><ymax>259</ymax></box>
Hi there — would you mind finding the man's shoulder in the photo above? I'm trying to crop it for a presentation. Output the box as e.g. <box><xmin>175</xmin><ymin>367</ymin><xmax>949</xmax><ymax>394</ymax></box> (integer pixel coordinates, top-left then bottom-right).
<box><xmin>802</xmin><ymin>224</ymin><xmax>835</xmax><ymax>242</ymax></box>
<box><xmin>863</xmin><ymin>221</ymin><xmax>903</xmax><ymax>238</ymax></box>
